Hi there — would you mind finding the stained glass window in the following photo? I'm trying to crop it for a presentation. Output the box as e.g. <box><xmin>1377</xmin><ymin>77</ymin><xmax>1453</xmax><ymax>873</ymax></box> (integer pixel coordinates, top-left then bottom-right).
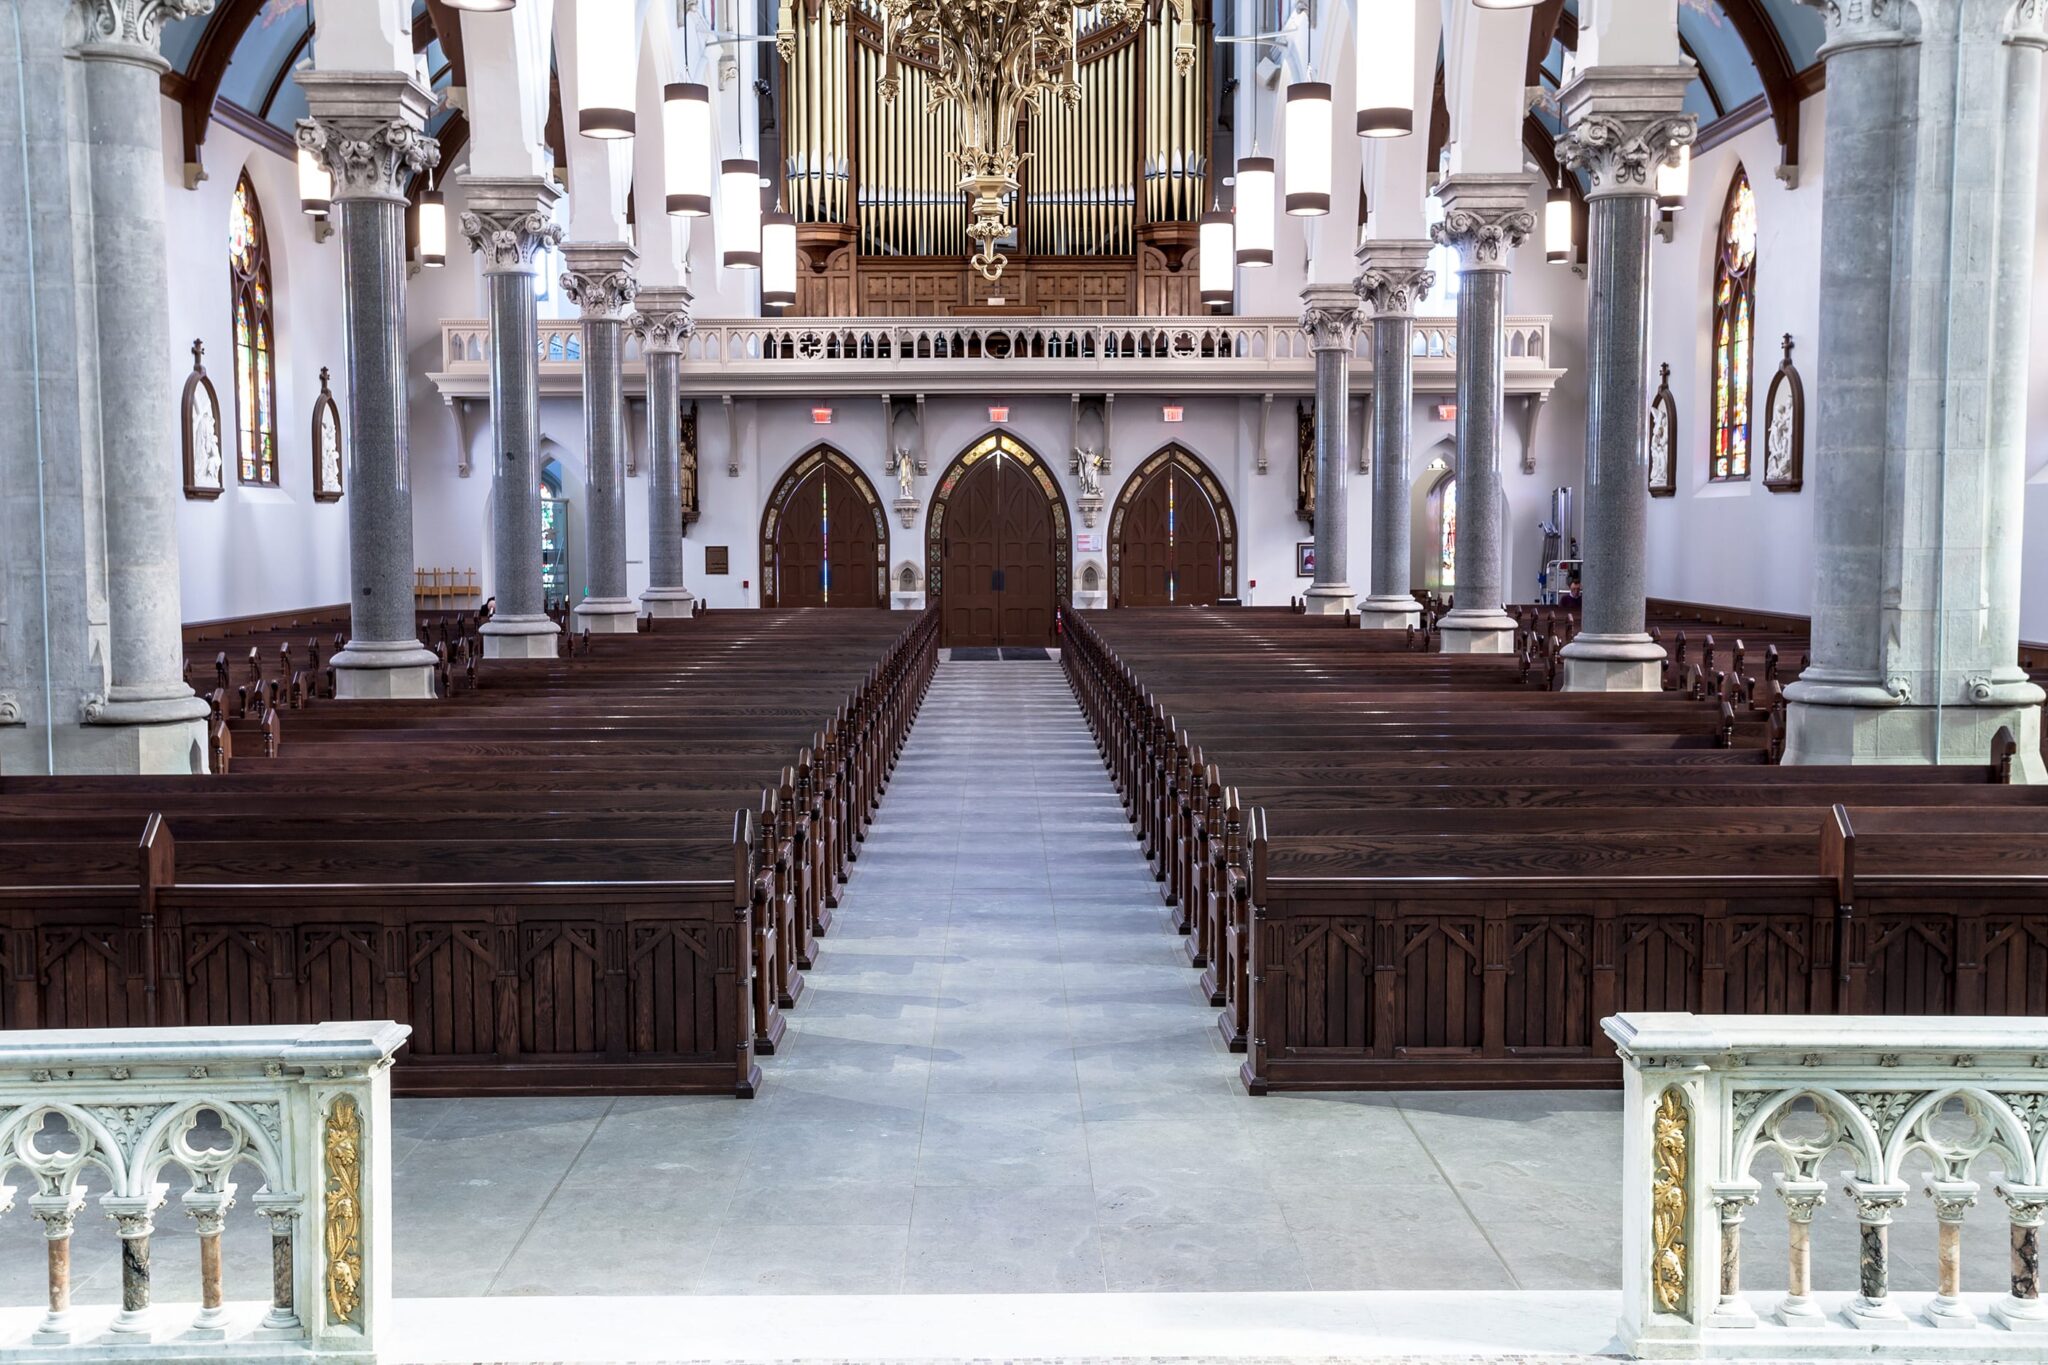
<box><xmin>229</xmin><ymin>173</ymin><xmax>279</xmax><ymax>486</ymax></box>
<box><xmin>1710</xmin><ymin>168</ymin><xmax>1757</xmax><ymax>482</ymax></box>
<box><xmin>1438</xmin><ymin>477</ymin><xmax>1457</xmax><ymax>588</ymax></box>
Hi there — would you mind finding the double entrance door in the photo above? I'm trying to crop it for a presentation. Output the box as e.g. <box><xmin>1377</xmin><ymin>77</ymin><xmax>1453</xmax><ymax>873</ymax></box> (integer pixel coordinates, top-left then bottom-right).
<box><xmin>938</xmin><ymin>448</ymin><xmax>1057</xmax><ymax>647</ymax></box>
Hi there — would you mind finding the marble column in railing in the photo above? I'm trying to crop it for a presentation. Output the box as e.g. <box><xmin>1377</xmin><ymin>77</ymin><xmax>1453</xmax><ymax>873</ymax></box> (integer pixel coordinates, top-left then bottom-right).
<box><xmin>296</xmin><ymin>74</ymin><xmax>442</xmax><ymax>699</ymax></box>
<box><xmin>1844</xmin><ymin>1179</ymin><xmax>1912</xmax><ymax>1328</ymax></box>
<box><xmin>185</xmin><ymin>1185</ymin><xmax>237</xmax><ymax>1338</ymax></box>
<box><xmin>461</xmin><ymin>177</ymin><xmax>566</xmax><ymax>659</ymax></box>
<box><xmin>632</xmin><ymin>287</ymin><xmax>699</xmax><ymax>620</ymax></box>
<box><xmin>1354</xmin><ymin>241</ymin><xmax>1435</xmax><ymax>631</ymax></box>
<box><xmin>562</xmin><ymin>242</ymin><xmax>642</xmax><ymax>634</ymax></box>
<box><xmin>1708</xmin><ymin>1184</ymin><xmax>1758</xmax><ymax>1327</ymax></box>
<box><xmin>1298</xmin><ymin>286</ymin><xmax>1362</xmax><ymax>616</ymax></box>
<box><xmin>1430</xmin><ymin>175</ymin><xmax>1536</xmax><ymax>654</ymax></box>
<box><xmin>254</xmin><ymin>1193</ymin><xmax>303</xmax><ymax>1331</ymax></box>
<box><xmin>1926</xmin><ymin>1179</ymin><xmax>1981</xmax><ymax>1329</ymax></box>
<box><xmin>1773</xmin><ymin>1177</ymin><xmax>1828</xmax><ymax>1324</ymax></box>
<box><xmin>1995</xmin><ymin>1183</ymin><xmax>2048</xmax><ymax>1331</ymax></box>
<box><xmin>102</xmin><ymin>1190</ymin><xmax>165</xmax><ymax>1338</ymax></box>
<box><xmin>28</xmin><ymin>1188</ymin><xmax>84</xmax><ymax>1345</ymax></box>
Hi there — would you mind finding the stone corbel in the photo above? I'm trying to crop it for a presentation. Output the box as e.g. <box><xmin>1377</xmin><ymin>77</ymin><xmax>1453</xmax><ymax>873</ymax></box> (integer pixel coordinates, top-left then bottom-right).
<box><xmin>1076</xmin><ymin>494</ymin><xmax>1105</xmax><ymax>530</ymax></box>
<box><xmin>1517</xmin><ymin>392</ymin><xmax>1549</xmax><ymax>475</ymax></box>
<box><xmin>724</xmin><ymin>394</ymin><xmax>740</xmax><ymax>477</ymax></box>
<box><xmin>893</xmin><ymin>496</ymin><xmax>921</xmax><ymax>529</ymax></box>
<box><xmin>0</xmin><ymin>692</ymin><xmax>21</xmax><ymax>726</ymax></box>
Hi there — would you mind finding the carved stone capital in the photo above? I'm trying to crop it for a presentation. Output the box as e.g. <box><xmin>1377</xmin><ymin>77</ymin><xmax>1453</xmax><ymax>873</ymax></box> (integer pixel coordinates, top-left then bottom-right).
<box><xmin>1359</xmin><ymin>245</ymin><xmax>1441</xmax><ymax>317</ymax></box>
<box><xmin>1299</xmin><ymin>286</ymin><xmax>1362</xmax><ymax>351</ymax></box>
<box><xmin>0</xmin><ymin>692</ymin><xmax>20</xmax><ymax>726</ymax></box>
<box><xmin>294</xmin><ymin>73</ymin><xmax>438</xmax><ymax>204</ymax></box>
<box><xmin>1845</xmin><ymin>1181</ymin><xmax>1911</xmax><ymax>1226</ymax></box>
<box><xmin>460</xmin><ymin>211</ymin><xmax>563</xmax><ymax>274</ymax></box>
<box><xmin>1558</xmin><ymin>112</ymin><xmax>1697</xmax><ymax>200</ymax></box>
<box><xmin>560</xmin><ymin>243</ymin><xmax>640</xmax><ymax>320</ymax></box>
<box><xmin>1997</xmin><ymin>1184</ymin><xmax>2048</xmax><ymax>1226</ymax></box>
<box><xmin>1431</xmin><ymin>174</ymin><xmax>1540</xmax><ymax>271</ymax></box>
<box><xmin>72</xmin><ymin>0</ymin><xmax>214</xmax><ymax>64</ymax></box>
<box><xmin>630</xmin><ymin>308</ymin><xmax>696</xmax><ymax>353</ymax></box>
<box><xmin>1799</xmin><ymin>0</ymin><xmax>1908</xmax><ymax>53</ymax></box>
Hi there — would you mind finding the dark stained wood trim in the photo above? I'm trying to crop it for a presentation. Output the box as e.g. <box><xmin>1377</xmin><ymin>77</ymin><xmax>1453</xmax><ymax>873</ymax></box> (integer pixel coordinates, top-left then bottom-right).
<box><xmin>1694</xmin><ymin>91</ymin><xmax>1773</xmax><ymax>154</ymax></box>
<box><xmin>1524</xmin><ymin>0</ymin><xmax>1570</xmax><ymax>86</ymax></box>
<box><xmin>256</xmin><ymin>27</ymin><xmax>313</xmax><ymax>121</ymax></box>
<box><xmin>1716</xmin><ymin>0</ymin><xmax>1805</xmax><ymax>182</ymax></box>
<box><xmin>167</xmin><ymin>0</ymin><xmax>268</xmax><ymax>176</ymax></box>
<box><xmin>213</xmin><ymin>97</ymin><xmax>298</xmax><ymax>161</ymax></box>
<box><xmin>421</xmin><ymin>0</ymin><xmax>469</xmax><ymax>90</ymax></box>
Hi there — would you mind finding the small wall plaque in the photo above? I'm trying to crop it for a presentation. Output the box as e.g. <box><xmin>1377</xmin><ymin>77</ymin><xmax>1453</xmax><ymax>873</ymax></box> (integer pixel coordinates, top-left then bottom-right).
<box><xmin>705</xmin><ymin>546</ymin><xmax>730</xmax><ymax>576</ymax></box>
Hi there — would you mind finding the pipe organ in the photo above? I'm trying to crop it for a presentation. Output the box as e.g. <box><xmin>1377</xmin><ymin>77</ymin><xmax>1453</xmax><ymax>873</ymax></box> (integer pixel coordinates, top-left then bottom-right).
<box><xmin>779</xmin><ymin>0</ymin><xmax>1213</xmax><ymax>317</ymax></box>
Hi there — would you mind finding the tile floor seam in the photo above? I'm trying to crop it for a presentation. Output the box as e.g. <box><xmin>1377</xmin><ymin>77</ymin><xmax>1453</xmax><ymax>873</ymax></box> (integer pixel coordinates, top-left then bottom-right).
<box><xmin>484</xmin><ymin>1097</ymin><xmax>624</xmax><ymax>1296</ymax></box>
<box><xmin>1391</xmin><ymin>1101</ymin><xmax>1524</xmax><ymax>1292</ymax></box>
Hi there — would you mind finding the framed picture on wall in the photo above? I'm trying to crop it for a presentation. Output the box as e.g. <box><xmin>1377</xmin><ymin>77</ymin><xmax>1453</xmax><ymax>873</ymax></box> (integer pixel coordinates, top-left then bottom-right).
<box><xmin>1762</xmin><ymin>335</ymin><xmax>1804</xmax><ymax>493</ymax></box>
<box><xmin>181</xmin><ymin>339</ymin><xmax>224</xmax><ymax>500</ymax></box>
<box><xmin>1647</xmin><ymin>363</ymin><xmax>1677</xmax><ymax>498</ymax></box>
<box><xmin>1296</xmin><ymin>542</ymin><xmax>1315</xmax><ymax>578</ymax></box>
<box><xmin>311</xmin><ymin>366</ymin><xmax>344</xmax><ymax>502</ymax></box>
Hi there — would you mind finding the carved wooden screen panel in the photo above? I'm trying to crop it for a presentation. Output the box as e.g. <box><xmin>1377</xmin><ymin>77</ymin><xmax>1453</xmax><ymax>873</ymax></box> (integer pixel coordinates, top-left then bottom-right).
<box><xmin>1392</xmin><ymin>915</ymin><xmax>1486</xmax><ymax>1052</ymax></box>
<box><xmin>1502</xmin><ymin>915</ymin><xmax>1594</xmax><ymax>1051</ymax></box>
<box><xmin>1616</xmin><ymin>915</ymin><xmax>1704</xmax><ymax>1014</ymax></box>
<box><xmin>1981</xmin><ymin>913</ymin><xmax>2048</xmax><ymax>1016</ymax></box>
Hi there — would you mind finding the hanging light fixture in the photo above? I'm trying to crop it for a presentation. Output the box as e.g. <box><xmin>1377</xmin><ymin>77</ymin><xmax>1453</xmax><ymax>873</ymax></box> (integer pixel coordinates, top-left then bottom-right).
<box><xmin>721</xmin><ymin>159</ymin><xmax>762</xmax><ymax>269</ymax></box>
<box><xmin>1284</xmin><ymin>82</ymin><xmax>1332</xmax><ymax>215</ymax></box>
<box><xmin>1656</xmin><ymin>143</ymin><xmax>1691</xmax><ymax>212</ymax></box>
<box><xmin>1355</xmin><ymin>0</ymin><xmax>1413</xmax><ymax>137</ymax></box>
<box><xmin>1544</xmin><ymin>178</ymin><xmax>1572</xmax><ymax>265</ymax></box>
<box><xmin>1200</xmin><ymin>211</ymin><xmax>1234</xmax><ymax>309</ymax></box>
<box><xmin>1235</xmin><ymin>155</ymin><xmax>1275</xmax><ymax>266</ymax></box>
<box><xmin>663</xmin><ymin>83</ymin><xmax>713</xmax><ymax>216</ymax></box>
<box><xmin>296</xmin><ymin>146</ymin><xmax>331</xmax><ymax>217</ymax></box>
<box><xmin>576</xmin><ymin>0</ymin><xmax>635</xmax><ymax>139</ymax></box>
<box><xmin>1472</xmin><ymin>0</ymin><xmax>1541</xmax><ymax>8</ymax></box>
<box><xmin>762</xmin><ymin>208</ymin><xmax>797</xmax><ymax>306</ymax></box>
<box><xmin>444</xmin><ymin>0</ymin><xmax>515</xmax><ymax>10</ymax></box>
<box><xmin>418</xmin><ymin>190</ymin><xmax>447</xmax><ymax>267</ymax></box>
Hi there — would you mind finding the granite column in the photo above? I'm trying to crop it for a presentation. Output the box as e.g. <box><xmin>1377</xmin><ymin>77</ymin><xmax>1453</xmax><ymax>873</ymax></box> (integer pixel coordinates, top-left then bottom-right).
<box><xmin>1431</xmin><ymin>175</ymin><xmax>1535</xmax><ymax>654</ymax></box>
<box><xmin>297</xmin><ymin>75</ymin><xmax>441</xmax><ymax>698</ymax></box>
<box><xmin>1353</xmin><ymin>242</ymin><xmax>1435</xmax><ymax>630</ymax></box>
<box><xmin>70</xmin><ymin>0</ymin><xmax>214</xmax><ymax>765</ymax></box>
<box><xmin>460</xmin><ymin>179</ymin><xmax>564</xmax><ymax>659</ymax></box>
<box><xmin>562</xmin><ymin>243</ymin><xmax>641</xmax><ymax>633</ymax></box>
<box><xmin>631</xmin><ymin>287</ymin><xmax>698</xmax><ymax>618</ymax></box>
<box><xmin>1299</xmin><ymin>287</ymin><xmax>1361</xmax><ymax>615</ymax></box>
<box><xmin>1555</xmin><ymin>70</ymin><xmax>1696</xmax><ymax>691</ymax></box>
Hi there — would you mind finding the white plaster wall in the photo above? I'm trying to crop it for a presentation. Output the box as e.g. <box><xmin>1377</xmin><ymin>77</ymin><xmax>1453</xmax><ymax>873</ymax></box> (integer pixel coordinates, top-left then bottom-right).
<box><xmin>162</xmin><ymin>109</ymin><xmax>353</xmax><ymax>621</ymax></box>
<box><xmin>1641</xmin><ymin>97</ymin><xmax>1822</xmax><ymax>618</ymax></box>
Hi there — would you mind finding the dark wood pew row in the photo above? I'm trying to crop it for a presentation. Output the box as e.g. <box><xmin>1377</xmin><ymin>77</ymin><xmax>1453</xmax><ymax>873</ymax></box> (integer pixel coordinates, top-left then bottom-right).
<box><xmin>1059</xmin><ymin>606</ymin><xmax>2048</xmax><ymax>1093</ymax></box>
<box><xmin>0</xmin><ymin>608</ymin><xmax>939</xmax><ymax>1098</ymax></box>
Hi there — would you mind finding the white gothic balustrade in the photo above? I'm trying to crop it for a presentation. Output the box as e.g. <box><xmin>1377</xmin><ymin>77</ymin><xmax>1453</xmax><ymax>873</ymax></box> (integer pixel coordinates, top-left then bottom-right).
<box><xmin>0</xmin><ymin>1023</ymin><xmax>407</xmax><ymax>1361</ymax></box>
<box><xmin>1610</xmin><ymin>1012</ymin><xmax>2048</xmax><ymax>1360</ymax></box>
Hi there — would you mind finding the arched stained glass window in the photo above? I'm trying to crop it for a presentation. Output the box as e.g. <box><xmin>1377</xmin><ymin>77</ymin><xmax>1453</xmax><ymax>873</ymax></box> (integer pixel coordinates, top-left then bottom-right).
<box><xmin>1438</xmin><ymin>476</ymin><xmax>1457</xmax><ymax>588</ymax></box>
<box><xmin>229</xmin><ymin>173</ymin><xmax>279</xmax><ymax>486</ymax></box>
<box><xmin>1710</xmin><ymin>168</ymin><xmax>1757</xmax><ymax>482</ymax></box>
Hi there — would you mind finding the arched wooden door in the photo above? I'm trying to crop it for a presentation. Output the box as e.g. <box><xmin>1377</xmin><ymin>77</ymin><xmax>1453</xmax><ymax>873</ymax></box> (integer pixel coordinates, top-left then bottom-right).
<box><xmin>928</xmin><ymin>432</ymin><xmax>1070</xmax><ymax>647</ymax></box>
<box><xmin>1110</xmin><ymin>446</ymin><xmax>1237</xmax><ymax>606</ymax></box>
<box><xmin>761</xmin><ymin>446</ymin><xmax>887</xmax><ymax>607</ymax></box>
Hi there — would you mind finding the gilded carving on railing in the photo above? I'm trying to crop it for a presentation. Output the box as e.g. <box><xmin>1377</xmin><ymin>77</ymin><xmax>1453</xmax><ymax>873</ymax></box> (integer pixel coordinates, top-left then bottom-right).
<box><xmin>323</xmin><ymin>1095</ymin><xmax>364</xmax><ymax>1327</ymax></box>
<box><xmin>1652</xmin><ymin>1086</ymin><xmax>1690</xmax><ymax>1316</ymax></box>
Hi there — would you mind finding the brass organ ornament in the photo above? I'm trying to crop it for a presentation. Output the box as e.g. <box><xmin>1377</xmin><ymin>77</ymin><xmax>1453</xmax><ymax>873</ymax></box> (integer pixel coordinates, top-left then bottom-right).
<box><xmin>784</xmin><ymin>0</ymin><xmax>1194</xmax><ymax>282</ymax></box>
<box><xmin>323</xmin><ymin>1095</ymin><xmax>364</xmax><ymax>1327</ymax></box>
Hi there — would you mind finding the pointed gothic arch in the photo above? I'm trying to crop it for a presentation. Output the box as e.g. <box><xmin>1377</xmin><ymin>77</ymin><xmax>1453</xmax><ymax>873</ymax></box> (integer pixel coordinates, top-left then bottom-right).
<box><xmin>760</xmin><ymin>445</ymin><xmax>889</xmax><ymax>607</ymax></box>
<box><xmin>926</xmin><ymin>430</ymin><xmax>1071</xmax><ymax>646</ymax></box>
<box><xmin>1107</xmin><ymin>444</ymin><xmax>1237</xmax><ymax>606</ymax></box>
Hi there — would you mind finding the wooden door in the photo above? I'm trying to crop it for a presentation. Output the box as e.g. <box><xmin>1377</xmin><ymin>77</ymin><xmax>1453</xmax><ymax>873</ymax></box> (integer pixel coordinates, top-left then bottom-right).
<box><xmin>1116</xmin><ymin>467</ymin><xmax>1224</xmax><ymax>606</ymax></box>
<box><xmin>940</xmin><ymin>452</ymin><xmax>1056</xmax><ymax>646</ymax></box>
<box><xmin>770</xmin><ymin>464</ymin><xmax>881</xmax><ymax>607</ymax></box>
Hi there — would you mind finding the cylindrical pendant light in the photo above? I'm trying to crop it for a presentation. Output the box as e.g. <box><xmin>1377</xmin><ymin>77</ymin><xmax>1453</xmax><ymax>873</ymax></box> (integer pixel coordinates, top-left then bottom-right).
<box><xmin>576</xmin><ymin>0</ymin><xmax>635</xmax><ymax>139</ymax></box>
<box><xmin>721</xmin><ymin>159</ymin><xmax>762</xmax><ymax>268</ymax></box>
<box><xmin>1235</xmin><ymin>155</ymin><xmax>1275</xmax><ymax>266</ymax></box>
<box><xmin>445</xmin><ymin>0</ymin><xmax>515</xmax><ymax>10</ymax></box>
<box><xmin>663</xmin><ymin>83</ymin><xmax>713</xmax><ymax>215</ymax></box>
<box><xmin>1356</xmin><ymin>0</ymin><xmax>1413</xmax><ymax>137</ymax></box>
<box><xmin>1656</xmin><ymin>144</ymin><xmax>1691</xmax><ymax>212</ymax></box>
<box><xmin>418</xmin><ymin>190</ymin><xmax>447</xmax><ymax>267</ymax></box>
<box><xmin>1543</xmin><ymin>181</ymin><xmax>1572</xmax><ymax>265</ymax></box>
<box><xmin>1284</xmin><ymin>82</ymin><xmax>1332</xmax><ymax>215</ymax></box>
<box><xmin>762</xmin><ymin>209</ymin><xmax>797</xmax><ymax>306</ymax></box>
<box><xmin>297</xmin><ymin>146</ymin><xmax>331</xmax><ymax>217</ymax></box>
<box><xmin>1472</xmin><ymin>0</ymin><xmax>1541</xmax><ymax>8</ymax></box>
<box><xmin>1199</xmin><ymin>211</ymin><xmax>1234</xmax><ymax>309</ymax></box>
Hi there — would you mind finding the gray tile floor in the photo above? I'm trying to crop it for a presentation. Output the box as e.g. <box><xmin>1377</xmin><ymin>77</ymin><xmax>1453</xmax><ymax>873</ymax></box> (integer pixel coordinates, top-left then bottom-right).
<box><xmin>0</xmin><ymin>661</ymin><xmax>2018</xmax><ymax>1307</ymax></box>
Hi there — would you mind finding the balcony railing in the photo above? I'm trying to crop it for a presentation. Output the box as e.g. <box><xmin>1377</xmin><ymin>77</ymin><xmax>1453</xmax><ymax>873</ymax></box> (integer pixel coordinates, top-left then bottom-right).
<box><xmin>429</xmin><ymin>314</ymin><xmax>1561</xmax><ymax>402</ymax></box>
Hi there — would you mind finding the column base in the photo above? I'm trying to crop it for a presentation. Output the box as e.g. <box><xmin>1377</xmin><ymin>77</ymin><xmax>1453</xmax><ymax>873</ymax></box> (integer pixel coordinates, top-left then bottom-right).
<box><xmin>1302</xmin><ymin>585</ymin><xmax>1356</xmax><ymax>616</ymax></box>
<box><xmin>1923</xmin><ymin>1295</ymin><xmax>1978</xmax><ymax>1330</ymax></box>
<box><xmin>31</xmin><ymin>1317</ymin><xmax>81</xmax><ymax>1347</ymax></box>
<box><xmin>1775</xmin><ymin>1295</ymin><xmax>1827</xmax><ymax>1326</ymax></box>
<box><xmin>1994</xmin><ymin>1297</ymin><xmax>2048</xmax><ymax>1331</ymax></box>
<box><xmin>575</xmin><ymin>598</ymin><xmax>641</xmax><ymax>633</ymax></box>
<box><xmin>1783</xmin><ymin>688</ymin><xmax>2048</xmax><ymax>781</ymax></box>
<box><xmin>1560</xmin><ymin>633</ymin><xmax>1667</xmax><ymax>693</ymax></box>
<box><xmin>1356</xmin><ymin>595</ymin><xmax>1422</xmax><ymax>630</ymax></box>
<box><xmin>1437</xmin><ymin>609</ymin><xmax>1517</xmax><ymax>655</ymax></box>
<box><xmin>480</xmin><ymin>615</ymin><xmax>562</xmax><ymax>661</ymax></box>
<box><xmin>1844</xmin><ymin>1296</ymin><xmax>1911</xmax><ymax>1330</ymax></box>
<box><xmin>186</xmin><ymin>1307</ymin><xmax>230</xmax><ymax>1341</ymax></box>
<box><xmin>331</xmin><ymin>637</ymin><xmax>439</xmax><ymax>700</ymax></box>
<box><xmin>639</xmin><ymin>588</ymin><xmax>697</xmax><ymax>619</ymax></box>
<box><xmin>1706</xmin><ymin>1299</ymin><xmax>1758</xmax><ymax>1330</ymax></box>
<box><xmin>7</xmin><ymin>716</ymin><xmax>212</xmax><ymax>775</ymax></box>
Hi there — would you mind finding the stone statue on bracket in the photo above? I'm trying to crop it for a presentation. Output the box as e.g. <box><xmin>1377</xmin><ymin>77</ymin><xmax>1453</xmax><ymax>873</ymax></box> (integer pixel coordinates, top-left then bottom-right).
<box><xmin>895</xmin><ymin>447</ymin><xmax>918</xmax><ymax>499</ymax></box>
<box><xmin>1075</xmin><ymin>447</ymin><xmax>1104</xmax><ymax>498</ymax></box>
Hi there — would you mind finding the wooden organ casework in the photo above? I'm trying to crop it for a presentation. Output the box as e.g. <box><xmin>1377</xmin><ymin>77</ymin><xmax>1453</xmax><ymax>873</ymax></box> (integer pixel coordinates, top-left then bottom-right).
<box><xmin>774</xmin><ymin>0</ymin><xmax>1213</xmax><ymax>316</ymax></box>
